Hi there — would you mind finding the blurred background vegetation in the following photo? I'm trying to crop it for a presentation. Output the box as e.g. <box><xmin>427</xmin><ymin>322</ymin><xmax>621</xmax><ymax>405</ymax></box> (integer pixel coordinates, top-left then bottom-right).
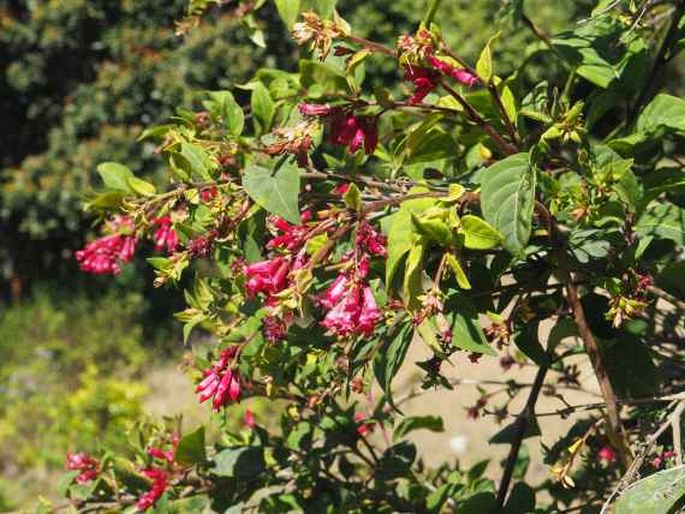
<box><xmin>0</xmin><ymin>0</ymin><xmax>603</xmax><ymax>508</ymax></box>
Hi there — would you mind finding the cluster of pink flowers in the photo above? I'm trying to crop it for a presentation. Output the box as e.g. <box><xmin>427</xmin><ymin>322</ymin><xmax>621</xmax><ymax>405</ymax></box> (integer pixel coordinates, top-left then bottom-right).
<box><xmin>196</xmin><ymin>347</ymin><xmax>242</xmax><ymax>410</ymax></box>
<box><xmin>66</xmin><ymin>452</ymin><xmax>100</xmax><ymax>484</ymax></box>
<box><xmin>76</xmin><ymin>215</ymin><xmax>138</xmax><ymax>275</ymax></box>
<box><xmin>399</xmin><ymin>31</ymin><xmax>478</xmax><ymax>105</ymax></box>
<box><xmin>320</xmin><ymin>273</ymin><xmax>381</xmax><ymax>337</ymax></box>
<box><xmin>137</xmin><ymin>468</ymin><xmax>169</xmax><ymax>511</ymax></box>
<box><xmin>299</xmin><ymin>104</ymin><xmax>378</xmax><ymax>155</ymax></box>
<box><xmin>403</xmin><ymin>66</ymin><xmax>440</xmax><ymax>105</ymax></box>
<box><xmin>135</xmin><ymin>434</ymin><xmax>179</xmax><ymax>511</ymax></box>
<box><xmin>152</xmin><ymin>216</ymin><xmax>179</xmax><ymax>253</ymax></box>
<box><xmin>319</xmin><ymin>221</ymin><xmax>386</xmax><ymax>338</ymax></box>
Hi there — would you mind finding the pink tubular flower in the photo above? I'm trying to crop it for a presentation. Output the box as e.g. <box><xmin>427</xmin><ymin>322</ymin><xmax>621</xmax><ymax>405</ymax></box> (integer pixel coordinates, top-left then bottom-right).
<box><xmin>426</xmin><ymin>55</ymin><xmax>478</xmax><ymax>87</ymax></box>
<box><xmin>137</xmin><ymin>468</ymin><xmax>169</xmax><ymax>511</ymax></box>
<box><xmin>357</xmin><ymin>286</ymin><xmax>382</xmax><ymax>335</ymax></box>
<box><xmin>66</xmin><ymin>452</ymin><xmax>100</xmax><ymax>484</ymax></box>
<box><xmin>329</xmin><ymin>113</ymin><xmax>378</xmax><ymax>155</ymax></box>
<box><xmin>153</xmin><ymin>217</ymin><xmax>179</xmax><ymax>253</ymax></box>
<box><xmin>356</xmin><ymin>220</ymin><xmax>387</xmax><ymax>257</ymax></box>
<box><xmin>403</xmin><ymin>65</ymin><xmax>439</xmax><ymax>104</ymax></box>
<box><xmin>196</xmin><ymin>347</ymin><xmax>242</xmax><ymax>411</ymax></box>
<box><xmin>244</xmin><ymin>256</ymin><xmax>290</xmax><ymax>297</ymax></box>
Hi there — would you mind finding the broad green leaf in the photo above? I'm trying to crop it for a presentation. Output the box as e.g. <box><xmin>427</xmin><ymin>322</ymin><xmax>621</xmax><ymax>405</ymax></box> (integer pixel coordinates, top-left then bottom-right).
<box><xmin>394</xmin><ymin>415</ymin><xmax>444</xmax><ymax>441</ymax></box>
<box><xmin>448</xmin><ymin>296</ymin><xmax>496</xmax><ymax>356</ymax></box>
<box><xmin>127</xmin><ymin>176</ymin><xmax>156</xmax><ymax>196</ymax></box>
<box><xmin>211</xmin><ymin>447</ymin><xmax>265</xmax><ymax>478</ymax></box>
<box><xmin>299</xmin><ymin>60</ymin><xmax>349</xmax><ymax>95</ymax></box>
<box><xmin>219</xmin><ymin>91</ymin><xmax>245</xmax><ymax>136</ymax></box>
<box><xmin>383</xmin><ymin>191</ymin><xmax>435</xmax><ymax>285</ymax></box>
<box><xmin>242</xmin><ymin>164</ymin><xmax>301</xmax><ymax>225</ymax></box>
<box><xmin>636</xmin><ymin>203</ymin><xmax>685</xmax><ymax>246</ymax></box>
<box><xmin>375</xmin><ymin>441</ymin><xmax>416</xmax><ymax>481</ymax></box>
<box><xmin>175</xmin><ymin>426</ymin><xmax>206</xmax><ymax>465</ymax></box>
<box><xmin>97</xmin><ymin>162</ymin><xmax>135</xmax><ymax>193</ymax></box>
<box><xmin>600</xmin><ymin>337</ymin><xmax>659</xmax><ymax>397</ymax></box>
<box><xmin>274</xmin><ymin>0</ymin><xmax>300</xmax><ymax>27</ymax></box>
<box><xmin>180</xmin><ymin>143</ymin><xmax>215</xmax><ymax>180</ymax></box>
<box><xmin>411</xmin><ymin>213</ymin><xmax>452</xmax><ymax>246</ymax></box>
<box><xmin>251</xmin><ymin>82</ymin><xmax>275</xmax><ymax>134</ymax></box>
<box><xmin>552</xmin><ymin>18</ymin><xmax>646</xmax><ymax>88</ymax></box>
<box><xmin>461</xmin><ymin>215</ymin><xmax>503</xmax><ymax>250</ymax></box>
<box><xmin>504</xmin><ymin>482</ymin><xmax>536</xmax><ymax>514</ymax></box>
<box><xmin>610</xmin><ymin>466</ymin><xmax>685</xmax><ymax>514</ymax></box>
<box><xmin>373</xmin><ymin>324</ymin><xmax>412</xmax><ymax>409</ymax></box>
<box><xmin>480</xmin><ymin>152</ymin><xmax>536</xmax><ymax>256</ymax></box>
<box><xmin>514</xmin><ymin>322</ymin><xmax>549</xmax><ymax>366</ymax></box>
<box><xmin>635</xmin><ymin>94</ymin><xmax>685</xmax><ymax>135</ymax></box>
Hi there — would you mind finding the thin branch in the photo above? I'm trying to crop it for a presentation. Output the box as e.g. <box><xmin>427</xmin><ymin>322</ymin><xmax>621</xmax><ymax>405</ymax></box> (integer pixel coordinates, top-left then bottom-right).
<box><xmin>440</xmin><ymin>82</ymin><xmax>518</xmax><ymax>155</ymax></box>
<box><xmin>495</xmin><ymin>364</ymin><xmax>548</xmax><ymax>511</ymax></box>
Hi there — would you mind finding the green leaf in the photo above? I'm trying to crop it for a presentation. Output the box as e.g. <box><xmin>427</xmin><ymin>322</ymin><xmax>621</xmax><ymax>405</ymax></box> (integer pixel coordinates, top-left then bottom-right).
<box><xmin>374</xmin><ymin>324</ymin><xmax>412</xmax><ymax>409</ymax></box>
<box><xmin>211</xmin><ymin>447</ymin><xmax>265</xmax><ymax>479</ymax></box>
<box><xmin>218</xmin><ymin>91</ymin><xmax>245</xmax><ymax>136</ymax></box>
<box><xmin>504</xmin><ymin>483</ymin><xmax>536</xmax><ymax>514</ymax></box>
<box><xmin>490</xmin><ymin>417</ymin><xmax>541</xmax><ymax>444</ymax></box>
<box><xmin>636</xmin><ymin>203</ymin><xmax>685</xmax><ymax>246</ymax></box>
<box><xmin>97</xmin><ymin>162</ymin><xmax>135</xmax><ymax>193</ymax></box>
<box><xmin>476</xmin><ymin>33</ymin><xmax>499</xmax><ymax>83</ymax></box>
<box><xmin>403</xmin><ymin>240</ymin><xmax>425</xmax><ymax>310</ymax></box>
<box><xmin>480</xmin><ymin>152</ymin><xmax>536</xmax><ymax>256</ymax></box>
<box><xmin>411</xmin><ymin>213</ymin><xmax>452</xmax><ymax>246</ymax></box>
<box><xmin>274</xmin><ymin>0</ymin><xmax>300</xmax><ymax>27</ymax></box>
<box><xmin>514</xmin><ymin>322</ymin><xmax>549</xmax><ymax>366</ymax></box>
<box><xmin>461</xmin><ymin>215</ymin><xmax>503</xmax><ymax>250</ymax></box>
<box><xmin>127</xmin><ymin>176</ymin><xmax>156</xmax><ymax>196</ymax></box>
<box><xmin>394</xmin><ymin>415</ymin><xmax>444</xmax><ymax>440</ymax></box>
<box><xmin>175</xmin><ymin>426</ymin><xmax>206</xmax><ymax>465</ymax></box>
<box><xmin>299</xmin><ymin>60</ymin><xmax>349</xmax><ymax>95</ymax></box>
<box><xmin>251</xmin><ymin>82</ymin><xmax>275</xmax><ymax>134</ymax></box>
<box><xmin>635</xmin><ymin>94</ymin><xmax>685</xmax><ymax>135</ymax></box>
<box><xmin>383</xmin><ymin>192</ymin><xmax>436</xmax><ymax>286</ymax></box>
<box><xmin>448</xmin><ymin>296</ymin><xmax>496</xmax><ymax>356</ymax></box>
<box><xmin>375</xmin><ymin>441</ymin><xmax>416</xmax><ymax>481</ymax></box>
<box><xmin>610</xmin><ymin>466</ymin><xmax>685</xmax><ymax>514</ymax></box>
<box><xmin>242</xmin><ymin>164</ymin><xmax>301</xmax><ymax>224</ymax></box>
<box><xmin>600</xmin><ymin>337</ymin><xmax>659</xmax><ymax>397</ymax></box>
<box><xmin>445</xmin><ymin>253</ymin><xmax>472</xmax><ymax>290</ymax></box>
<box><xmin>180</xmin><ymin>143</ymin><xmax>215</xmax><ymax>181</ymax></box>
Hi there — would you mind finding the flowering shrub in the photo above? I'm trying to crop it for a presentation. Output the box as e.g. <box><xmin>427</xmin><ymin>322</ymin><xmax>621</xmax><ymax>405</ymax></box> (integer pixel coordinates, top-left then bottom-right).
<box><xmin>58</xmin><ymin>0</ymin><xmax>685</xmax><ymax>512</ymax></box>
